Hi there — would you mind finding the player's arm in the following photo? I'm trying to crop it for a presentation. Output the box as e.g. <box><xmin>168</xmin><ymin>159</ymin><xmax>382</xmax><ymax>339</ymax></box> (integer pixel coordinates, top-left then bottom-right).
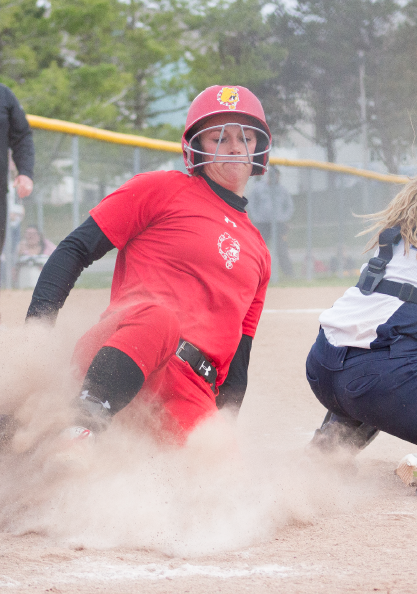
<box><xmin>216</xmin><ymin>333</ymin><xmax>252</xmax><ymax>414</ymax></box>
<box><xmin>217</xmin><ymin>243</ymin><xmax>270</xmax><ymax>414</ymax></box>
<box><xmin>7</xmin><ymin>86</ymin><xmax>35</xmax><ymax>180</ymax></box>
<box><xmin>26</xmin><ymin>216</ymin><xmax>115</xmax><ymax>323</ymax></box>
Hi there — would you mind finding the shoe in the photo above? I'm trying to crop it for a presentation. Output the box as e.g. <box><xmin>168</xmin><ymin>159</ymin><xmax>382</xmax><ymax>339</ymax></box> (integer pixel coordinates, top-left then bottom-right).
<box><xmin>395</xmin><ymin>454</ymin><xmax>417</xmax><ymax>486</ymax></box>
<box><xmin>308</xmin><ymin>412</ymin><xmax>379</xmax><ymax>455</ymax></box>
<box><xmin>74</xmin><ymin>391</ymin><xmax>110</xmax><ymax>434</ymax></box>
<box><xmin>48</xmin><ymin>425</ymin><xmax>95</xmax><ymax>470</ymax></box>
<box><xmin>61</xmin><ymin>425</ymin><xmax>95</xmax><ymax>442</ymax></box>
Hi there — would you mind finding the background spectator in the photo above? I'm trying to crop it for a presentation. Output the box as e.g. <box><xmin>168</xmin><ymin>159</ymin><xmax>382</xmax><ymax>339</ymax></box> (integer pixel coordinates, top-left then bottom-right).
<box><xmin>16</xmin><ymin>225</ymin><xmax>56</xmax><ymax>289</ymax></box>
<box><xmin>0</xmin><ymin>84</ymin><xmax>35</xmax><ymax>255</ymax></box>
<box><xmin>249</xmin><ymin>165</ymin><xmax>295</xmax><ymax>277</ymax></box>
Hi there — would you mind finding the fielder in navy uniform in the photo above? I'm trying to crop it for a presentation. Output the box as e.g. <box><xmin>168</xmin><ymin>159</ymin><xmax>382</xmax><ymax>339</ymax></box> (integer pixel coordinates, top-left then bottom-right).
<box><xmin>306</xmin><ymin>177</ymin><xmax>417</xmax><ymax>453</ymax></box>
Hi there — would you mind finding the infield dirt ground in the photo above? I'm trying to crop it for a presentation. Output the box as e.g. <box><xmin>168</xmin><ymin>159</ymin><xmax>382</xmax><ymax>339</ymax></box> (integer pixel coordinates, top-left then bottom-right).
<box><xmin>0</xmin><ymin>286</ymin><xmax>416</xmax><ymax>594</ymax></box>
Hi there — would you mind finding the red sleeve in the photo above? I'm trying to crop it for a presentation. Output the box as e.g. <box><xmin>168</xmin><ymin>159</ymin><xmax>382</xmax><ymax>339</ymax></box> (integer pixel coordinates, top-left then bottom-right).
<box><xmin>242</xmin><ymin>248</ymin><xmax>271</xmax><ymax>337</ymax></box>
<box><xmin>89</xmin><ymin>171</ymin><xmax>176</xmax><ymax>250</ymax></box>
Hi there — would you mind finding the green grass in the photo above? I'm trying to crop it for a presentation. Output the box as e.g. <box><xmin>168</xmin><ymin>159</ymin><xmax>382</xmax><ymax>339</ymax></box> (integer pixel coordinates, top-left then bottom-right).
<box><xmin>269</xmin><ymin>274</ymin><xmax>359</xmax><ymax>288</ymax></box>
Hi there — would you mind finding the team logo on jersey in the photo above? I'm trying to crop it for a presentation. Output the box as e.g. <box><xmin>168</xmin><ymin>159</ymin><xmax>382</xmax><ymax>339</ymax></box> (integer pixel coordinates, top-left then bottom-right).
<box><xmin>224</xmin><ymin>216</ymin><xmax>237</xmax><ymax>228</ymax></box>
<box><xmin>218</xmin><ymin>232</ymin><xmax>240</xmax><ymax>269</ymax></box>
<box><xmin>217</xmin><ymin>87</ymin><xmax>239</xmax><ymax>110</ymax></box>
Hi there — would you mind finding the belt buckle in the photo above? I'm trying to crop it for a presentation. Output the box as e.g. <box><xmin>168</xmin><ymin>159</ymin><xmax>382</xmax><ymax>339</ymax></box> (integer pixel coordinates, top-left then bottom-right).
<box><xmin>368</xmin><ymin>257</ymin><xmax>386</xmax><ymax>274</ymax></box>
<box><xmin>399</xmin><ymin>282</ymin><xmax>414</xmax><ymax>302</ymax></box>
<box><xmin>176</xmin><ymin>340</ymin><xmax>187</xmax><ymax>362</ymax></box>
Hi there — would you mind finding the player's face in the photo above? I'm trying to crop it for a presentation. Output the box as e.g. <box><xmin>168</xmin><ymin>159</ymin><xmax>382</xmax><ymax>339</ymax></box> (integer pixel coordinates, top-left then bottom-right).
<box><xmin>197</xmin><ymin>114</ymin><xmax>258</xmax><ymax>197</ymax></box>
<box><xmin>24</xmin><ymin>227</ymin><xmax>41</xmax><ymax>247</ymax></box>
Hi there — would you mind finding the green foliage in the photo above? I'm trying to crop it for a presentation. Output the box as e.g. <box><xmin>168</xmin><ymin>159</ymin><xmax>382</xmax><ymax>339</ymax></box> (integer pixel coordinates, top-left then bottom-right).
<box><xmin>270</xmin><ymin>0</ymin><xmax>400</xmax><ymax>163</ymax></box>
<box><xmin>363</xmin><ymin>0</ymin><xmax>417</xmax><ymax>172</ymax></box>
<box><xmin>183</xmin><ymin>0</ymin><xmax>279</xmax><ymax>87</ymax></box>
<box><xmin>20</xmin><ymin>62</ymin><xmax>71</xmax><ymax>118</ymax></box>
<box><xmin>0</xmin><ymin>0</ymin><xmax>61</xmax><ymax>84</ymax></box>
<box><xmin>180</xmin><ymin>0</ymin><xmax>295</xmax><ymax>135</ymax></box>
<box><xmin>140</xmin><ymin>123</ymin><xmax>183</xmax><ymax>143</ymax></box>
<box><xmin>0</xmin><ymin>0</ymin><xmax>187</xmax><ymax>132</ymax></box>
<box><xmin>1</xmin><ymin>0</ymin><xmax>417</xmax><ymax>174</ymax></box>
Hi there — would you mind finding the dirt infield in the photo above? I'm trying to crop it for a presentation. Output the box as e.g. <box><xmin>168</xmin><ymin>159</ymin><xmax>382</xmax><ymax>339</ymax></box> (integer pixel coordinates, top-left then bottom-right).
<box><xmin>0</xmin><ymin>286</ymin><xmax>416</xmax><ymax>594</ymax></box>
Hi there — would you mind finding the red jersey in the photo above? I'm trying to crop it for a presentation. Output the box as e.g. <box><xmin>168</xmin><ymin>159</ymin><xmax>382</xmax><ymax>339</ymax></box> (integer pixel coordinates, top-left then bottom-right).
<box><xmin>90</xmin><ymin>170</ymin><xmax>271</xmax><ymax>384</ymax></box>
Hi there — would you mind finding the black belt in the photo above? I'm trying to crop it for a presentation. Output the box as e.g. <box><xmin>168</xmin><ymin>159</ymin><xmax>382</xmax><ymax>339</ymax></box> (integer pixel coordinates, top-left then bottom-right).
<box><xmin>373</xmin><ymin>279</ymin><xmax>417</xmax><ymax>304</ymax></box>
<box><xmin>176</xmin><ymin>339</ymin><xmax>217</xmax><ymax>392</ymax></box>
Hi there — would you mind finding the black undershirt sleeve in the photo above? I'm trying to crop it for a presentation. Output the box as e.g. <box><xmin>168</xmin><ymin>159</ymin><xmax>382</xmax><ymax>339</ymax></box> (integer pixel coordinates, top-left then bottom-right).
<box><xmin>7</xmin><ymin>86</ymin><xmax>35</xmax><ymax>180</ymax></box>
<box><xmin>26</xmin><ymin>216</ymin><xmax>115</xmax><ymax>323</ymax></box>
<box><xmin>216</xmin><ymin>334</ymin><xmax>252</xmax><ymax>413</ymax></box>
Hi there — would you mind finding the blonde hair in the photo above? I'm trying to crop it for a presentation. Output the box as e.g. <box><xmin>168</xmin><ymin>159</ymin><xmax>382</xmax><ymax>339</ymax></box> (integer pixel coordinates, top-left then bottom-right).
<box><xmin>359</xmin><ymin>177</ymin><xmax>417</xmax><ymax>255</ymax></box>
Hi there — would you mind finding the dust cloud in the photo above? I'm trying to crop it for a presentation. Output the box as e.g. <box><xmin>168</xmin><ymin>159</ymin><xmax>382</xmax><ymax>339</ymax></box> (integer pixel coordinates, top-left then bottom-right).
<box><xmin>0</xmin><ymin>320</ymin><xmax>378</xmax><ymax>558</ymax></box>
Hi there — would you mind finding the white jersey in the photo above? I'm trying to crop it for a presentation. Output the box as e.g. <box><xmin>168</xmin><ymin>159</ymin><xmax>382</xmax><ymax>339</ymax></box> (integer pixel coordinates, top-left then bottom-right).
<box><xmin>320</xmin><ymin>238</ymin><xmax>417</xmax><ymax>349</ymax></box>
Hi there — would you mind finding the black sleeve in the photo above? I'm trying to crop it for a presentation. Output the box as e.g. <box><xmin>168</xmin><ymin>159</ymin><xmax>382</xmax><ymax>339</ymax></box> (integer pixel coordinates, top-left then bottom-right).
<box><xmin>26</xmin><ymin>216</ymin><xmax>115</xmax><ymax>323</ymax></box>
<box><xmin>216</xmin><ymin>334</ymin><xmax>253</xmax><ymax>413</ymax></box>
<box><xmin>7</xmin><ymin>87</ymin><xmax>35</xmax><ymax>179</ymax></box>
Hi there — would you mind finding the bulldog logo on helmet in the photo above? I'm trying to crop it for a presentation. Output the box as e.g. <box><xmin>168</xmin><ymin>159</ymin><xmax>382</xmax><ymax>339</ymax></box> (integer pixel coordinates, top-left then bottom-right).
<box><xmin>217</xmin><ymin>87</ymin><xmax>240</xmax><ymax>110</ymax></box>
<box><xmin>218</xmin><ymin>232</ymin><xmax>240</xmax><ymax>269</ymax></box>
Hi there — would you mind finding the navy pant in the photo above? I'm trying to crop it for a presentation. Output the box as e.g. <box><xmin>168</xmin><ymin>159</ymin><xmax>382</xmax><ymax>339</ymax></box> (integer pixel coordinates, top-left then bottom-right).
<box><xmin>306</xmin><ymin>329</ymin><xmax>417</xmax><ymax>445</ymax></box>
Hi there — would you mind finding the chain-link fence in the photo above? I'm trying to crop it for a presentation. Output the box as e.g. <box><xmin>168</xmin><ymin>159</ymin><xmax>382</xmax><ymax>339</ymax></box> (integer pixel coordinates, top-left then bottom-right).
<box><xmin>246</xmin><ymin>168</ymin><xmax>398</xmax><ymax>284</ymax></box>
<box><xmin>1</xmin><ymin>120</ymin><xmax>404</xmax><ymax>290</ymax></box>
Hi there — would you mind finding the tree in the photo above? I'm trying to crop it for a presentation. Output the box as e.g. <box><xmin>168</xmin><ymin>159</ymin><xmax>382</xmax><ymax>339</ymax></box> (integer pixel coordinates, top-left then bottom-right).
<box><xmin>0</xmin><ymin>0</ymin><xmax>61</xmax><ymax>87</ymax></box>
<box><xmin>180</xmin><ymin>0</ymin><xmax>299</xmax><ymax>138</ymax></box>
<box><xmin>0</xmin><ymin>0</ymin><xmax>132</xmax><ymax>126</ymax></box>
<box><xmin>271</xmin><ymin>0</ymin><xmax>399</xmax><ymax>164</ymax></box>
<box><xmin>0</xmin><ymin>0</ymin><xmax>189</xmax><ymax>135</ymax></box>
<box><xmin>364</xmin><ymin>0</ymin><xmax>417</xmax><ymax>173</ymax></box>
<box><xmin>0</xmin><ymin>0</ymin><xmax>301</xmax><ymax>142</ymax></box>
<box><xmin>112</xmin><ymin>0</ymin><xmax>188</xmax><ymax>133</ymax></box>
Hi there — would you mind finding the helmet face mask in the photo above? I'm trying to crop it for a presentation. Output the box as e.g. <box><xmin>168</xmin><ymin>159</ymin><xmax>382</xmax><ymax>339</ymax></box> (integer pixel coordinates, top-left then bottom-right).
<box><xmin>184</xmin><ymin>122</ymin><xmax>271</xmax><ymax>174</ymax></box>
<box><xmin>182</xmin><ymin>85</ymin><xmax>272</xmax><ymax>176</ymax></box>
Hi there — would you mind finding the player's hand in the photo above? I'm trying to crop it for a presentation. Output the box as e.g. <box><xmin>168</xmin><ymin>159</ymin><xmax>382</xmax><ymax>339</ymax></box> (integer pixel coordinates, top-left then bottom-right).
<box><xmin>14</xmin><ymin>174</ymin><xmax>33</xmax><ymax>199</ymax></box>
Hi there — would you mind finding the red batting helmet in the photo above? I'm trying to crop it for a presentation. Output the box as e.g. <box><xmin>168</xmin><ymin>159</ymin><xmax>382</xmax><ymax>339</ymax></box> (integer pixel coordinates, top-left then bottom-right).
<box><xmin>182</xmin><ymin>85</ymin><xmax>272</xmax><ymax>176</ymax></box>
